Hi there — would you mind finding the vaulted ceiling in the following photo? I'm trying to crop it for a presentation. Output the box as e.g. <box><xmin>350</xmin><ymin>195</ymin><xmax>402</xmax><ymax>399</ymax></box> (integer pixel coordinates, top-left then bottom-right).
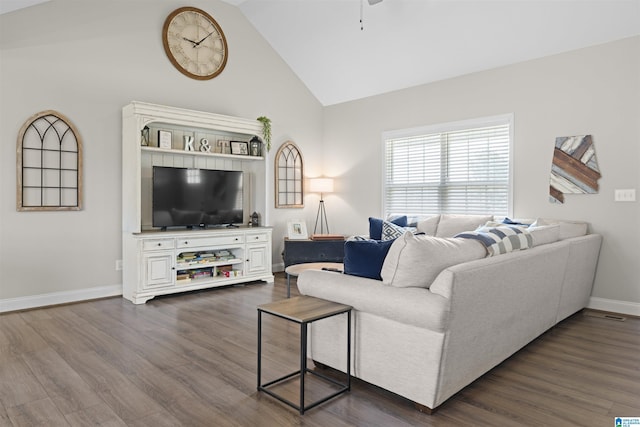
<box><xmin>232</xmin><ymin>0</ymin><xmax>640</xmax><ymax>105</ymax></box>
<box><xmin>3</xmin><ymin>0</ymin><xmax>639</xmax><ymax>106</ymax></box>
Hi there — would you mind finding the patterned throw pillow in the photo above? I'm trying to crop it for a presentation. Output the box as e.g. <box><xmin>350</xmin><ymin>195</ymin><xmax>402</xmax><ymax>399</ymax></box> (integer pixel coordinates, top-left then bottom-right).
<box><xmin>369</xmin><ymin>216</ymin><xmax>407</xmax><ymax>240</ymax></box>
<box><xmin>456</xmin><ymin>226</ymin><xmax>532</xmax><ymax>256</ymax></box>
<box><xmin>382</xmin><ymin>220</ymin><xmax>417</xmax><ymax>241</ymax></box>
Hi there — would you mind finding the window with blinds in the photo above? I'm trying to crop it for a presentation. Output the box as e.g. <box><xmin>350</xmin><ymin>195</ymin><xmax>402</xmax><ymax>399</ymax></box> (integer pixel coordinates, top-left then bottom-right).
<box><xmin>383</xmin><ymin>115</ymin><xmax>512</xmax><ymax>217</ymax></box>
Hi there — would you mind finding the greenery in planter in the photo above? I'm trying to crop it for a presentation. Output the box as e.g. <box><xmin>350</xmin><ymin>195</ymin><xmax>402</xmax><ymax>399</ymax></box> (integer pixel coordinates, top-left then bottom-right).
<box><xmin>257</xmin><ymin>116</ymin><xmax>272</xmax><ymax>151</ymax></box>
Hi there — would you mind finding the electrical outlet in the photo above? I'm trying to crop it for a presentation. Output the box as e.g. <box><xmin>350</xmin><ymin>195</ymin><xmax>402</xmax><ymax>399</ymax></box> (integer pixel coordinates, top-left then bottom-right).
<box><xmin>614</xmin><ymin>189</ymin><xmax>636</xmax><ymax>202</ymax></box>
<box><xmin>116</xmin><ymin>260</ymin><xmax>123</xmax><ymax>271</ymax></box>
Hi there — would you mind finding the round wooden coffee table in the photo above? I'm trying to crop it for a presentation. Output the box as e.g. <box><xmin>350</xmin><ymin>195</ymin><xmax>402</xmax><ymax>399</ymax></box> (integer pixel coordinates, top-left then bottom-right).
<box><xmin>284</xmin><ymin>262</ymin><xmax>343</xmax><ymax>298</ymax></box>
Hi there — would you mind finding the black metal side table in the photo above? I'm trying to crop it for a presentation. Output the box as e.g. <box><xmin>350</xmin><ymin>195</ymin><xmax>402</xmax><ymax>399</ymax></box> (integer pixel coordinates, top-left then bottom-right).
<box><xmin>257</xmin><ymin>296</ymin><xmax>352</xmax><ymax>415</ymax></box>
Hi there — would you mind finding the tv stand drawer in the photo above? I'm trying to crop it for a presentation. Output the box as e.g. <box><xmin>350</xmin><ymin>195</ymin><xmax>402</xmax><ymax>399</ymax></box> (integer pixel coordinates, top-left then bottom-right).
<box><xmin>143</xmin><ymin>239</ymin><xmax>175</xmax><ymax>251</ymax></box>
<box><xmin>177</xmin><ymin>235</ymin><xmax>244</xmax><ymax>249</ymax></box>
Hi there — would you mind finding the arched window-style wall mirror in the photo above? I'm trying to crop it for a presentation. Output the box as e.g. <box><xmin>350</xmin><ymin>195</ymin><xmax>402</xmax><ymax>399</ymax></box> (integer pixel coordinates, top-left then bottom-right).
<box><xmin>16</xmin><ymin>110</ymin><xmax>83</xmax><ymax>211</ymax></box>
<box><xmin>275</xmin><ymin>141</ymin><xmax>304</xmax><ymax>208</ymax></box>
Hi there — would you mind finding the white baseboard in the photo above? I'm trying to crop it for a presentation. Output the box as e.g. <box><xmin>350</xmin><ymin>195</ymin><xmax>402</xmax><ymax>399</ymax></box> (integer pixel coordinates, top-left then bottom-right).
<box><xmin>273</xmin><ymin>262</ymin><xmax>285</xmax><ymax>273</ymax></box>
<box><xmin>0</xmin><ymin>284</ymin><xmax>122</xmax><ymax>313</ymax></box>
<box><xmin>588</xmin><ymin>297</ymin><xmax>640</xmax><ymax>317</ymax></box>
<box><xmin>4</xmin><ymin>284</ymin><xmax>634</xmax><ymax>318</ymax></box>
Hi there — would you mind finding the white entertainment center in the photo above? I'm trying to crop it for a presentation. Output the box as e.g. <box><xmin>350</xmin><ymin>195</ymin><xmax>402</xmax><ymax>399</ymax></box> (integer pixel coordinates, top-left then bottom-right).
<box><xmin>122</xmin><ymin>102</ymin><xmax>274</xmax><ymax>304</ymax></box>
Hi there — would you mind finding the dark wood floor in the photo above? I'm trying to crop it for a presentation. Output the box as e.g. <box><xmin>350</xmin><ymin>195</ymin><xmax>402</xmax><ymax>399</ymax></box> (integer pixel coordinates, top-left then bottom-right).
<box><xmin>1</xmin><ymin>273</ymin><xmax>638</xmax><ymax>426</ymax></box>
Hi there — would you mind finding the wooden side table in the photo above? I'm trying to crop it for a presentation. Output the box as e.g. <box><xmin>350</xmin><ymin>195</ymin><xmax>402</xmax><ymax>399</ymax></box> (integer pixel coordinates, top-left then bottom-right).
<box><xmin>257</xmin><ymin>296</ymin><xmax>352</xmax><ymax>415</ymax></box>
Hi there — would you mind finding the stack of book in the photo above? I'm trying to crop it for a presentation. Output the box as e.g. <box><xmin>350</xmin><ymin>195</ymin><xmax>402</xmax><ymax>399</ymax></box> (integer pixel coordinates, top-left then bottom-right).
<box><xmin>177</xmin><ymin>251</ymin><xmax>235</xmax><ymax>267</ymax></box>
<box><xmin>213</xmin><ymin>249</ymin><xmax>235</xmax><ymax>261</ymax></box>
<box><xmin>176</xmin><ymin>270</ymin><xmax>191</xmax><ymax>283</ymax></box>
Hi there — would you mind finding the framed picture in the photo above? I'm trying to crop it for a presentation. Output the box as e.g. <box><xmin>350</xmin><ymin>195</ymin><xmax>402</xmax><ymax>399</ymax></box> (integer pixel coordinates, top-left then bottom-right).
<box><xmin>231</xmin><ymin>141</ymin><xmax>249</xmax><ymax>155</ymax></box>
<box><xmin>287</xmin><ymin>220</ymin><xmax>308</xmax><ymax>240</ymax></box>
<box><xmin>158</xmin><ymin>130</ymin><xmax>172</xmax><ymax>149</ymax></box>
<box><xmin>216</xmin><ymin>139</ymin><xmax>230</xmax><ymax>154</ymax></box>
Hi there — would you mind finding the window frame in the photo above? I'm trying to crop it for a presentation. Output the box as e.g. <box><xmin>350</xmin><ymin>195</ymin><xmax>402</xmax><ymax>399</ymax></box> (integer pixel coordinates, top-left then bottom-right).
<box><xmin>381</xmin><ymin>114</ymin><xmax>514</xmax><ymax>218</ymax></box>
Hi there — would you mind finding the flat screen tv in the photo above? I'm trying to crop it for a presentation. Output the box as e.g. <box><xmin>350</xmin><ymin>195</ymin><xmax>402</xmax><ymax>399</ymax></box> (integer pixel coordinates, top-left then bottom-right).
<box><xmin>152</xmin><ymin>166</ymin><xmax>243</xmax><ymax>229</ymax></box>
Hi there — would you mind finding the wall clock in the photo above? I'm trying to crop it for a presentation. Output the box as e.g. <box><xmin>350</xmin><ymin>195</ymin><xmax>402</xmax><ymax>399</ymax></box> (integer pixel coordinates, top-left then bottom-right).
<box><xmin>162</xmin><ymin>7</ymin><xmax>228</xmax><ymax>80</ymax></box>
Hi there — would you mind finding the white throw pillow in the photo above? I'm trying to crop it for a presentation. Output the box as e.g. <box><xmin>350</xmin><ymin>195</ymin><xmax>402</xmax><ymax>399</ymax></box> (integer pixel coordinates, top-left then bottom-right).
<box><xmin>435</xmin><ymin>214</ymin><xmax>493</xmax><ymax>237</ymax></box>
<box><xmin>381</xmin><ymin>231</ymin><xmax>485</xmax><ymax>288</ymax></box>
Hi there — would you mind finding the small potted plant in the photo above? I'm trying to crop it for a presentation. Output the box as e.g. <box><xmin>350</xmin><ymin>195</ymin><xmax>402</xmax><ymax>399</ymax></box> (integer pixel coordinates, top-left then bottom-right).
<box><xmin>257</xmin><ymin>116</ymin><xmax>272</xmax><ymax>151</ymax></box>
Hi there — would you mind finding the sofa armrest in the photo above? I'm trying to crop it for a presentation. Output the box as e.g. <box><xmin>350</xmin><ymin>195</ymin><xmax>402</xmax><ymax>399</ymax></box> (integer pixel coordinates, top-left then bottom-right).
<box><xmin>296</xmin><ymin>269</ymin><xmax>449</xmax><ymax>331</ymax></box>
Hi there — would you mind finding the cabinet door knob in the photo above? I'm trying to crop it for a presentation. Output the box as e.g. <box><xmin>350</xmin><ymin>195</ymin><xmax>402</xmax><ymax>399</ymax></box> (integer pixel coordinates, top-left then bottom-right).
<box><xmin>157</xmin><ymin>243</ymin><xmax>162</xmax><ymax>246</ymax></box>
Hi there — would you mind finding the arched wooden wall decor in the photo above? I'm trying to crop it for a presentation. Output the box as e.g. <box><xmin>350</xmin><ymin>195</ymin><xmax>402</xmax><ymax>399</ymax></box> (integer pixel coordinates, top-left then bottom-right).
<box><xmin>16</xmin><ymin>110</ymin><xmax>83</xmax><ymax>211</ymax></box>
<box><xmin>275</xmin><ymin>141</ymin><xmax>304</xmax><ymax>208</ymax></box>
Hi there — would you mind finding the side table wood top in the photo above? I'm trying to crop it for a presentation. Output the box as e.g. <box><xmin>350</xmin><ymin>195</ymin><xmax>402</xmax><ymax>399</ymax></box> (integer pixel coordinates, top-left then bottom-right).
<box><xmin>258</xmin><ymin>296</ymin><xmax>352</xmax><ymax>323</ymax></box>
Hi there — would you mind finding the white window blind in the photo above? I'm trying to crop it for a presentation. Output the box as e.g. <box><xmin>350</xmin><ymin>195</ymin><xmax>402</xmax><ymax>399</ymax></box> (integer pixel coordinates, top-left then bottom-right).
<box><xmin>383</xmin><ymin>116</ymin><xmax>512</xmax><ymax>217</ymax></box>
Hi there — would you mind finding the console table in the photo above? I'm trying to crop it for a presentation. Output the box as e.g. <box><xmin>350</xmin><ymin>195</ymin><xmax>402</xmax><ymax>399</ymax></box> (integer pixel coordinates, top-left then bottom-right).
<box><xmin>283</xmin><ymin>238</ymin><xmax>345</xmax><ymax>267</ymax></box>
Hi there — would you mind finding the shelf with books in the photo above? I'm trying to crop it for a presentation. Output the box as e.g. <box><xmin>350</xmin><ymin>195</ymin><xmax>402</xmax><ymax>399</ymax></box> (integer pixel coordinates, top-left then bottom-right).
<box><xmin>176</xmin><ymin>264</ymin><xmax>243</xmax><ymax>285</ymax></box>
<box><xmin>176</xmin><ymin>249</ymin><xmax>243</xmax><ymax>270</ymax></box>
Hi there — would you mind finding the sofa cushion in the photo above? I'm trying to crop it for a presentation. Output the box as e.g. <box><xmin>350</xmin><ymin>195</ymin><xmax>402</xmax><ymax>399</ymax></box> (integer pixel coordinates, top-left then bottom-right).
<box><xmin>530</xmin><ymin>218</ymin><xmax>588</xmax><ymax>240</ymax></box>
<box><xmin>369</xmin><ymin>216</ymin><xmax>407</xmax><ymax>240</ymax></box>
<box><xmin>416</xmin><ymin>215</ymin><xmax>441</xmax><ymax>235</ymax></box>
<box><xmin>528</xmin><ymin>224</ymin><xmax>561</xmax><ymax>246</ymax></box>
<box><xmin>344</xmin><ymin>239</ymin><xmax>395</xmax><ymax>280</ymax></box>
<box><xmin>297</xmin><ymin>269</ymin><xmax>449</xmax><ymax>331</ymax></box>
<box><xmin>381</xmin><ymin>231</ymin><xmax>485</xmax><ymax>288</ymax></box>
<box><xmin>435</xmin><ymin>214</ymin><xmax>493</xmax><ymax>237</ymax></box>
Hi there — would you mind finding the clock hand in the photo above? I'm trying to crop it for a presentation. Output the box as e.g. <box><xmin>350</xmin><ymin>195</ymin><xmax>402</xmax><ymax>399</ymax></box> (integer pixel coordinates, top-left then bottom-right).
<box><xmin>194</xmin><ymin>31</ymin><xmax>215</xmax><ymax>46</ymax></box>
<box><xmin>182</xmin><ymin>36</ymin><xmax>198</xmax><ymax>46</ymax></box>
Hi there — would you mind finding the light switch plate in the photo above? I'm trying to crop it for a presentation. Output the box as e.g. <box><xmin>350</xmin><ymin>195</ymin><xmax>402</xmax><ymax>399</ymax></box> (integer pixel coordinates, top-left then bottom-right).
<box><xmin>614</xmin><ymin>189</ymin><xmax>636</xmax><ymax>202</ymax></box>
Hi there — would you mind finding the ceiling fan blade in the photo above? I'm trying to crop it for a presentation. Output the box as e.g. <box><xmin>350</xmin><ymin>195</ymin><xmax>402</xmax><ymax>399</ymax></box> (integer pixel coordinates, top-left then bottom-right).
<box><xmin>368</xmin><ymin>0</ymin><xmax>383</xmax><ymax>5</ymax></box>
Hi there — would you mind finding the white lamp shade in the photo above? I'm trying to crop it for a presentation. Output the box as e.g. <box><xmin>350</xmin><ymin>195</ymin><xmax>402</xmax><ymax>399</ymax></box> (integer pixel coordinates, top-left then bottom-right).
<box><xmin>309</xmin><ymin>178</ymin><xmax>334</xmax><ymax>193</ymax></box>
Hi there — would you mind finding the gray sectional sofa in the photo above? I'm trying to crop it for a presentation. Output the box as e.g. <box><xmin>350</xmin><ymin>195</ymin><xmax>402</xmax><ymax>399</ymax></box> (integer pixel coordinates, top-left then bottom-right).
<box><xmin>296</xmin><ymin>215</ymin><xmax>602</xmax><ymax>412</ymax></box>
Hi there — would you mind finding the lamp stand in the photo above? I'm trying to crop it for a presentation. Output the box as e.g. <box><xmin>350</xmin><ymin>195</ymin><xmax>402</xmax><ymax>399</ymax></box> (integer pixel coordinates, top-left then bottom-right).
<box><xmin>313</xmin><ymin>194</ymin><xmax>330</xmax><ymax>235</ymax></box>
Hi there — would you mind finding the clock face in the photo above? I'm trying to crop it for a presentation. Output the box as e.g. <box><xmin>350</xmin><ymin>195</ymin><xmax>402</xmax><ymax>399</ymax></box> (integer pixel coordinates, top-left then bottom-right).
<box><xmin>162</xmin><ymin>7</ymin><xmax>228</xmax><ymax>80</ymax></box>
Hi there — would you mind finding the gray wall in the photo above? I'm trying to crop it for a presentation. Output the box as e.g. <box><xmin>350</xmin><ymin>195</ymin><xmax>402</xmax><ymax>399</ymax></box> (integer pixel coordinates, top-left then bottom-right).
<box><xmin>1</xmin><ymin>1</ymin><xmax>638</xmax><ymax>314</ymax></box>
<box><xmin>0</xmin><ymin>0</ymin><xmax>323</xmax><ymax>302</ymax></box>
<box><xmin>323</xmin><ymin>36</ymin><xmax>640</xmax><ymax>310</ymax></box>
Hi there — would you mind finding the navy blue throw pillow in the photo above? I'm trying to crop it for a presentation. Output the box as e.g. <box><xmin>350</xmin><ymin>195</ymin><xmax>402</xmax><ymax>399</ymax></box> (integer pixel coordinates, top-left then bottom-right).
<box><xmin>343</xmin><ymin>239</ymin><xmax>395</xmax><ymax>280</ymax></box>
<box><xmin>369</xmin><ymin>216</ymin><xmax>407</xmax><ymax>240</ymax></box>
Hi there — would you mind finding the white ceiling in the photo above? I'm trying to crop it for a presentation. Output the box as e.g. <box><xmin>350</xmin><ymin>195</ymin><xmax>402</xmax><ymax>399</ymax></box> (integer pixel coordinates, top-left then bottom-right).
<box><xmin>3</xmin><ymin>0</ymin><xmax>639</xmax><ymax>106</ymax></box>
<box><xmin>0</xmin><ymin>0</ymin><xmax>49</xmax><ymax>15</ymax></box>
<box><xmin>233</xmin><ymin>0</ymin><xmax>640</xmax><ymax>105</ymax></box>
